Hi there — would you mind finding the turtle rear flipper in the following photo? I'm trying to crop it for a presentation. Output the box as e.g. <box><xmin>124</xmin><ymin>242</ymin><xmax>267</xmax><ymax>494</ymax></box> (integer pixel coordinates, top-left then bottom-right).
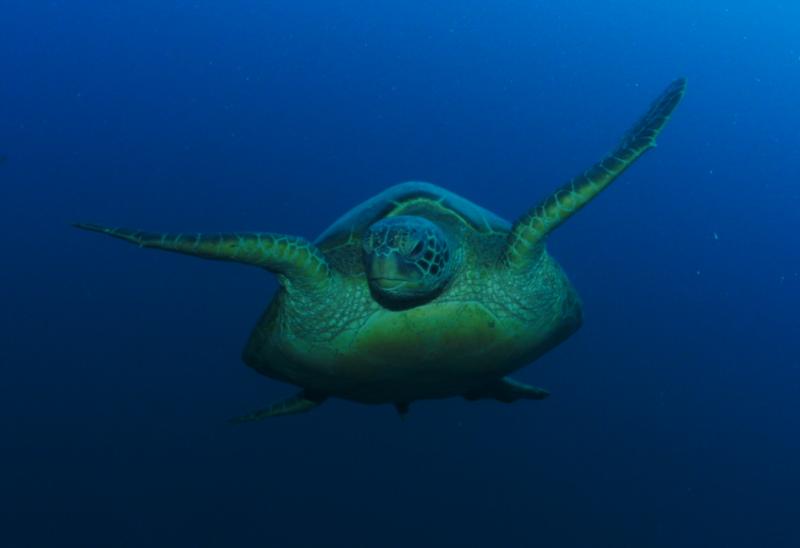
<box><xmin>229</xmin><ymin>391</ymin><xmax>325</xmax><ymax>423</ymax></box>
<box><xmin>505</xmin><ymin>77</ymin><xmax>687</xmax><ymax>269</ymax></box>
<box><xmin>464</xmin><ymin>377</ymin><xmax>550</xmax><ymax>403</ymax></box>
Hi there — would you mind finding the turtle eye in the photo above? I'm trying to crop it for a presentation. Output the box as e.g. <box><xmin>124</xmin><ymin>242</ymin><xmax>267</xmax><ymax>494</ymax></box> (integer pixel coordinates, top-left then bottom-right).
<box><xmin>409</xmin><ymin>241</ymin><xmax>424</xmax><ymax>257</ymax></box>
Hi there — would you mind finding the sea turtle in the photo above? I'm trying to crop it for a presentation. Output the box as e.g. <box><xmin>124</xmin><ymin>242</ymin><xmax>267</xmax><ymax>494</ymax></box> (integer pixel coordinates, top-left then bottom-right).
<box><xmin>76</xmin><ymin>78</ymin><xmax>686</xmax><ymax>420</ymax></box>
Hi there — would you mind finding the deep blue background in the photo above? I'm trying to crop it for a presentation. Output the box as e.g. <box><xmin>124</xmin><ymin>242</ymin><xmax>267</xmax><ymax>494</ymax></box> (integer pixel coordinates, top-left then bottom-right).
<box><xmin>2</xmin><ymin>1</ymin><xmax>799</xmax><ymax>546</ymax></box>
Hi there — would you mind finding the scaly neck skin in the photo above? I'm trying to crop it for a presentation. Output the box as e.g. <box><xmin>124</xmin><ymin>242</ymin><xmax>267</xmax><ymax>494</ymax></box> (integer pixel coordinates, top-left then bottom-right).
<box><xmin>242</xmin><ymin>274</ymin><xmax>351</xmax><ymax>373</ymax></box>
<box><xmin>486</xmin><ymin>245</ymin><xmax>581</xmax><ymax>328</ymax></box>
<box><xmin>275</xmin><ymin>271</ymin><xmax>370</xmax><ymax>343</ymax></box>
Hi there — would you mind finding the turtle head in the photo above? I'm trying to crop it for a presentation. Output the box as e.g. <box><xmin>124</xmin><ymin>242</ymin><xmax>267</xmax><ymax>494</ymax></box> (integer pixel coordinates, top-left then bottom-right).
<box><xmin>362</xmin><ymin>215</ymin><xmax>456</xmax><ymax>306</ymax></box>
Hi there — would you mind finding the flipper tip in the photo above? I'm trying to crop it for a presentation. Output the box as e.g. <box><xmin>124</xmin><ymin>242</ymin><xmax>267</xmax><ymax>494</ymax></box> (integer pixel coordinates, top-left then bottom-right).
<box><xmin>72</xmin><ymin>222</ymin><xmax>108</xmax><ymax>233</ymax></box>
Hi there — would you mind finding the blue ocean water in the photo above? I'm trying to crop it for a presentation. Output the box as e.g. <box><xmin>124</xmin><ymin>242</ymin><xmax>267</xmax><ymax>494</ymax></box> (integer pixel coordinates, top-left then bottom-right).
<box><xmin>2</xmin><ymin>1</ymin><xmax>798</xmax><ymax>546</ymax></box>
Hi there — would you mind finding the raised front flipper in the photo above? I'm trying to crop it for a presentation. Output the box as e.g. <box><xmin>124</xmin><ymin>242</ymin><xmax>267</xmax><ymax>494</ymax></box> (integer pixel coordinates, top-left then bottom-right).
<box><xmin>505</xmin><ymin>77</ymin><xmax>687</xmax><ymax>269</ymax></box>
<box><xmin>229</xmin><ymin>391</ymin><xmax>325</xmax><ymax>423</ymax></box>
<box><xmin>74</xmin><ymin>223</ymin><xmax>330</xmax><ymax>288</ymax></box>
<box><xmin>464</xmin><ymin>377</ymin><xmax>550</xmax><ymax>403</ymax></box>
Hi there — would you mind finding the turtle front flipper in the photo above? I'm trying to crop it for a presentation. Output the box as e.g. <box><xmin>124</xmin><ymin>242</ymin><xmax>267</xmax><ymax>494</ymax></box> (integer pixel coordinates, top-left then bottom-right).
<box><xmin>504</xmin><ymin>77</ymin><xmax>687</xmax><ymax>269</ymax></box>
<box><xmin>74</xmin><ymin>223</ymin><xmax>330</xmax><ymax>288</ymax></box>
<box><xmin>229</xmin><ymin>391</ymin><xmax>325</xmax><ymax>423</ymax></box>
<box><xmin>464</xmin><ymin>377</ymin><xmax>550</xmax><ymax>403</ymax></box>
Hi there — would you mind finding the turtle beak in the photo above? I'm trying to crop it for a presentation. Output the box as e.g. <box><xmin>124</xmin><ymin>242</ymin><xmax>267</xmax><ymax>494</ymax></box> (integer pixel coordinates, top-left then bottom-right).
<box><xmin>368</xmin><ymin>254</ymin><xmax>410</xmax><ymax>283</ymax></box>
<box><xmin>366</xmin><ymin>253</ymin><xmax>424</xmax><ymax>294</ymax></box>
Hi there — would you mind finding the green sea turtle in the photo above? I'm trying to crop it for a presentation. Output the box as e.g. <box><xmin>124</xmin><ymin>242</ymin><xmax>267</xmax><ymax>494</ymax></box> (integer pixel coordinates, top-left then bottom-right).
<box><xmin>76</xmin><ymin>78</ymin><xmax>686</xmax><ymax>420</ymax></box>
